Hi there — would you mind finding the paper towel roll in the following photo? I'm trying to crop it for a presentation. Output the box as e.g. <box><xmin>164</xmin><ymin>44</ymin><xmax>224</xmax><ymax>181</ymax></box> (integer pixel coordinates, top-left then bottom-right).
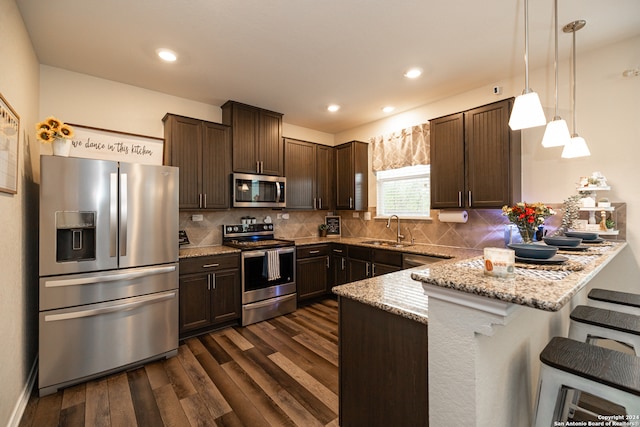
<box><xmin>438</xmin><ymin>210</ymin><xmax>468</xmax><ymax>223</ymax></box>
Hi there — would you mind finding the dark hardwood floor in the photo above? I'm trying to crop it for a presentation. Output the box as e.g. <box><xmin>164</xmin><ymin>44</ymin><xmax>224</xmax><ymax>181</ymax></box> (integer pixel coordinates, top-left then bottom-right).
<box><xmin>17</xmin><ymin>296</ymin><xmax>624</xmax><ymax>426</ymax></box>
<box><xmin>19</xmin><ymin>299</ymin><xmax>339</xmax><ymax>427</ymax></box>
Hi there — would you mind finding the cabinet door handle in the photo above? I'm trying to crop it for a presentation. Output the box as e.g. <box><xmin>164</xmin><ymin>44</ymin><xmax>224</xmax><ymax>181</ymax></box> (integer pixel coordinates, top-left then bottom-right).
<box><xmin>349</xmin><ymin>197</ymin><xmax>353</xmax><ymax>209</ymax></box>
<box><xmin>333</xmin><ymin>249</ymin><xmax>343</xmax><ymax>253</ymax></box>
<box><xmin>372</xmin><ymin>264</ymin><xmax>376</xmax><ymax>277</ymax></box>
<box><xmin>203</xmin><ymin>193</ymin><xmax>207</xmax><ymax>209</ymax></box>
<box><xmin>468</xmin><ymin>191</ymin><xmax>472</xmax><ymax>207</ymax></box>
<box><xmin>198</xmin><ymin>193</ymin><xmax>203</xmax><ymax>209</ymax></box>
<box><xmin>318</xmin><ymin>198</ymin><xmax>322</xmax><ymax>209</ymax></box>
<box><xmin>207</xmin><ymin>273</ymin><xmax>216</xmax><ymax>290</ymax></box>
<box><xmin>341</xmin><ymin>258</ymin><xmax>346</xmax><ymax>270</ymax></box>
<box><xmin>313</xmin><ymin>197</ymin><xmax>317</xmax><ymax>209</ymax></box>
<box><xmin>202</xmin><ymin>263</ymin><xmax>220</xmax><ymax>268</ymax></box>
<box><xmin>309</xmin><ymin>250</ymin><xmax>320</xmax><ymax>254</ymax></box>
<box><xmin>326</xmin><ymin>256</ymin><xmax>330</xmax><ymax>269</ymax></box>
<box><xmin>458</xmin><ymin>191</ymin><xmax>462</xmax><ymax>208</ymax></box>
<box><xmin>366</xmin><ymin>262</ymin><xmax>370</xmax><ymax>277</ymax></box>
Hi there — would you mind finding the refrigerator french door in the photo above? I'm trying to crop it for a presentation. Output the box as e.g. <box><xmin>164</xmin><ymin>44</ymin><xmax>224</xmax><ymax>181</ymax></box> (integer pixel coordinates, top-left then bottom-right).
<box><xmin>38</xmin><ymin>156</ymin><xmax>179</xmax><ymax>396</ymax></box>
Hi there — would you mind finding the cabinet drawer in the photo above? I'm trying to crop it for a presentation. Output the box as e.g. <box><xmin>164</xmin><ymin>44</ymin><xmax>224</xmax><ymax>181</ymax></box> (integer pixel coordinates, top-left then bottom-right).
<box><xmin>331</xmin><ymin>244</ymin><xmax>348</xmax><ymax>257</ymax></box>
<box><xmin>179</xmin><ymin>253</ymin><xmax>240</xmax><ymax>275</ymax></box>
<box><xmin>297</xmin><ymin>244</ymin><xmax>330</xmax><ymax>259</ymax></box>
<box><xmin>373</xmin><ymin>249</ymin><xmax>403</xmax><ymax>267</ymax></box>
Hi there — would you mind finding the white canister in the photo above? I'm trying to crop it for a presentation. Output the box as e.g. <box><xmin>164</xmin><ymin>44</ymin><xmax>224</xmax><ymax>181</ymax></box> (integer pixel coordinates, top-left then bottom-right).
<box><xmin>484</xmin><ymin>247</ymin><xmax>515</xmax><ymax>278</ymax></box>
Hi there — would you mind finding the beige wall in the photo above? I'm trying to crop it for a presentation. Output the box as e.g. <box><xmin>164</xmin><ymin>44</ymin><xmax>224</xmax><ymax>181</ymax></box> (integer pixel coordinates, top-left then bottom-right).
<box><xmin>0</xmin><ymin>0</ymin><xmax>40</xmax><ymax>425</ymax></box>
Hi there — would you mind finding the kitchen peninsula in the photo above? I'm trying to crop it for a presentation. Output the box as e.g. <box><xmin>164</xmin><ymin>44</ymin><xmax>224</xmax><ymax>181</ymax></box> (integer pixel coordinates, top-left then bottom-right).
<box><xmin>333</xmin><ymin>241</ymin><xmax>627</xmax><ymax>427</ymax></box>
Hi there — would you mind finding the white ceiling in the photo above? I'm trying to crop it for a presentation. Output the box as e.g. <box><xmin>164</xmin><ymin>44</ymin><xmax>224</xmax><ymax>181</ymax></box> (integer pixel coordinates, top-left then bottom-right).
<box><xmin>16</xmin><ymin>0</ymin><xmax>640</xmax><ymax>134</ymax></box>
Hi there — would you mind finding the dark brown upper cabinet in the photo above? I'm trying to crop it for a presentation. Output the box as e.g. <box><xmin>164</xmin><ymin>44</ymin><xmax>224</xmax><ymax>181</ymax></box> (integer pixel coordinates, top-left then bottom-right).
<box><xmin>221</xmin><ymin>101</ymin><xmax>283</xmax><ymax>176</ymax></box>
<box><xmin>163</xmin><ymin>113</ymin><xmax>231</xmax><ymax>210</ymax></box>
<box><xmin>430</xmin><ymin>98</ymin><xmax>521</xmax><ymax>209</ymax></box>
<box><xmin>284</xmin><ymin>138</ymin><xmax>334</xmax><ymax>210</ymax></box>
<box><xmin>335</xmin><ymin>141</ymin><xmax>368</xmax><ymax>211</ymax></box>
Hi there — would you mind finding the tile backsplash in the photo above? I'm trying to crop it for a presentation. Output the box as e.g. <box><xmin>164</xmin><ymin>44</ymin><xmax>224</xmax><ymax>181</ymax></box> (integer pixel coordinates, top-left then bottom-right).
<box><xmin>180</xmin><ymin>203</ymin><xmax>625</xmax><ymax>249</ymax></box>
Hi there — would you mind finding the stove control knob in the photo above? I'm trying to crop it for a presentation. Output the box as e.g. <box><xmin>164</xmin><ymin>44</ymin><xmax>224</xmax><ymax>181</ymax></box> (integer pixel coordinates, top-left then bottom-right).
<box><xmin>232</xmin><ymin>226</ymin><xmax>239</xmax><ymax>232</ymax></box>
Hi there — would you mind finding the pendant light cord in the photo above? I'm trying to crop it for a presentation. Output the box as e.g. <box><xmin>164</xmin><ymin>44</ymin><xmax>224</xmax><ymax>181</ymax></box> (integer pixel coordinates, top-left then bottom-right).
<box><xmin>553</xmin><ymin>0</ymin><xmax>559</xmax><ymax>118</ymax></box>
<box><xmin>571</xmin><ymin>28</ymin><xmax>577</xmax><ymax>135</ymax></box>
<box><xmin>524</xmin><ymin>0</ymin><xmax>530</xmax><ymax>92</ymax></box>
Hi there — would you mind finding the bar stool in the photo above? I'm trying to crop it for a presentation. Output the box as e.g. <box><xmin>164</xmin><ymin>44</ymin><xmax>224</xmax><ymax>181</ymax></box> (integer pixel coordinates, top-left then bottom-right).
<box><xmin>532</xmin><ymin>336</ymin><xmax>640</xmax><ymax>427</ymax></box>
<box><xmin>588</xmin><ymin>288</ymin><xmax>640</xmax><ymax>316</ymax></box>
<box><xmin>569</xmin><ymin>304</ymin><xmax>640</xmax><ymax>356</ymax></box>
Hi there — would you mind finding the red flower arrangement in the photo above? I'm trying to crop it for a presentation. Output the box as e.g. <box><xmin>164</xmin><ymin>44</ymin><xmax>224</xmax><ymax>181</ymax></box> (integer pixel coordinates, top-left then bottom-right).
<box><xmin>502</xmin><ymin>202</ymin><xmax>555</xmax><ymax>243</ymax></box>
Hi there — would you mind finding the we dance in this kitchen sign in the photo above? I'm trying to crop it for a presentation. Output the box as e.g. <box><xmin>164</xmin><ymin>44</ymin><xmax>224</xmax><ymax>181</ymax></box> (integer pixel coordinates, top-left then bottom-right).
<box><xmin>67</xmin><ymin>124</ymin><xmax>164</xmax><ymax>165</ymax></box>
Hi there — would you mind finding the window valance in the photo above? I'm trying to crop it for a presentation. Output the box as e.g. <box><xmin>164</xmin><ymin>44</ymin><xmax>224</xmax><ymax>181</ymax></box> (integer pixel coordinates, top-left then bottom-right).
<box><xmin>370</xmin><ymin>123</ymin><xmax>430</xmax><ymax>172</ymax></box>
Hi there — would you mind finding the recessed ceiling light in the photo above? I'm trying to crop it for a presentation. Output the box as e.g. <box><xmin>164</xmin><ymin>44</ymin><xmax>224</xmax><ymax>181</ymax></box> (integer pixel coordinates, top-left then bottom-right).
<box><xmin>404</xmin><ymin>68</ymin><xmax>422</xmax><ymax>79</ymax></box>
<box><xmin>156</xmin><ymin>48</ymin><xmax>177</xmax><ymax>62</ymax></box>
<box><xmin>327</xmin><ymin>104</ymin><xmax>340</xmax><ymax>112</ymax></box>
<box><xmin>382</xmin><ymin>106</ymin><xmax>395</xmax><ymax>113</ymax></box>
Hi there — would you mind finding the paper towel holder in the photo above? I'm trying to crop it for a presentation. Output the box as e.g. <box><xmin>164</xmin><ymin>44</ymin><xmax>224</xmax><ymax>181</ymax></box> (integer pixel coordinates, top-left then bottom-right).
<box><xmin>438</xmin><ymin>210</ymin><xmax>469</xmax><ymax>223</ymax></box>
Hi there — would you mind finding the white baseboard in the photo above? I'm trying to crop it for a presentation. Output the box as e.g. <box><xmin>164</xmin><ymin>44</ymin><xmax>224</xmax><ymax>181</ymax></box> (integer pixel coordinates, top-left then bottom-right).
<box><xmin>7</xmin><ymin>356</ymin><xmax>38</xmax><ymax>427</ymax></box>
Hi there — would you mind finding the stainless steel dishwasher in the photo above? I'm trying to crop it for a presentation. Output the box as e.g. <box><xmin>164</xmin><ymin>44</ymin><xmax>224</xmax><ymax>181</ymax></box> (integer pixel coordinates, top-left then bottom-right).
<box><xmin>402</xmin><ymin>253</ymin><xmax>448</xmax><ymax>269</ymax></box>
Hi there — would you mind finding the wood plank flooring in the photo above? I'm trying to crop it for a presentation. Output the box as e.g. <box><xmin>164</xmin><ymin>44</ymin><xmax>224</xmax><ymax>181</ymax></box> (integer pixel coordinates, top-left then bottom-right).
<box><xmin>19</xmin><ymin>299</ymin><xmax>339</xmax><ymax>427</ymax></box>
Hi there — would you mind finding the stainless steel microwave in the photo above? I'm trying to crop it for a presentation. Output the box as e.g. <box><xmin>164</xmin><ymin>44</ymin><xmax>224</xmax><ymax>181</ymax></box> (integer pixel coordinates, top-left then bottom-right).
<box><xmin>232</xmin><ymin>173</ymin><xmax>286</xmax><ymax>208</ymax></box>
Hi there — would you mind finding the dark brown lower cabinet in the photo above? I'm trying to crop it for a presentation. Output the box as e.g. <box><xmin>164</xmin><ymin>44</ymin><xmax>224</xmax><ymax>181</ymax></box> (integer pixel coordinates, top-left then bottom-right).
<box><xmin>179</xmin><ymin>253</ymin><xmax>241</xmax><ymax>338</ymax></box>
<box><xmin>331</xmin><ymin>244</ymin><xmax>348</xmax><ymax>287</ymax></box>
<box><xmin>347</xmin><ymin>246</ymin><xmax>403</xmax><ymax>281</ymax></box>
<box><xmin>297</xmin><ymin>244</ymin><xmax>330</xmax><ymax>301</ymax></box>
<box><xmin>339</xmin><ymin>297</ymin><xmax>428</xmax><ymax>427</ymax></box>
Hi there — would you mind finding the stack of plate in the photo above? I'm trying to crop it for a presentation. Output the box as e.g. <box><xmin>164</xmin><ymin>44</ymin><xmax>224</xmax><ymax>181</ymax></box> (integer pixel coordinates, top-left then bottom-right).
<box><xmin>508</xmin><ymin>243</ymin><xmax>568</xmax><ymax>264</ymax></box>
<box><xmin>564</xmin><ymin>231</ymin><xmax>604</xmax><ymax>244</ymax></box>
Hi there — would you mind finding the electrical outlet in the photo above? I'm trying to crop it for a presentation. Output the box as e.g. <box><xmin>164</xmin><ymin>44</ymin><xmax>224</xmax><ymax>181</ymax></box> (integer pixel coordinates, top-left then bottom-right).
<box><xmin>352</xmin><ymin>212</ymin><xmax>359</xmax><ymax>218</ymax></box>
<box><xmin>191</xmin><ymin>214</ymin><xmax>203</xmax><ymax>222</ymax></box>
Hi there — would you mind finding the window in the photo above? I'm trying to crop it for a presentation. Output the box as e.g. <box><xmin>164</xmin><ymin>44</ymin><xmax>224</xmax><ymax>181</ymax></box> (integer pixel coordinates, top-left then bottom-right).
<box><xmin>376</xmin><ymin>165</ymin><xmax>430</xmax><ymax>218</ymax></box>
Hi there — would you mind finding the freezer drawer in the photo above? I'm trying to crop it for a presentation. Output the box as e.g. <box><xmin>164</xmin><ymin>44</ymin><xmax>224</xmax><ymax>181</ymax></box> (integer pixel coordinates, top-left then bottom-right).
<box><xmin>39</xmin><ymin>264</ymin><xmax>178</xmax><ymax>311</ymax></box>
<box><xmin>39</xmin><ymin>289</ymin><xmax>178</xmax><ymax>396</ymax></box>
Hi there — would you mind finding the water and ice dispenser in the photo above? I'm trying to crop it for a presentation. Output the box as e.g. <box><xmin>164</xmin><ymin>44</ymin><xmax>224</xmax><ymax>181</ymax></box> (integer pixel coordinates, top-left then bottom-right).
<box><xmin>55</xmin><ymin>211</ymin><xmax>96</xmax><ymax>262</ymax></box>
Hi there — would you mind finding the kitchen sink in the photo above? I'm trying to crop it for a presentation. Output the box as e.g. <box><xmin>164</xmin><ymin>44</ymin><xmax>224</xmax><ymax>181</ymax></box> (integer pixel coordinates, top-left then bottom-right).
<box><xmin>361</xmin><ymin>240</ymin><xmax>413</xmax><ymax>248</ymax></box>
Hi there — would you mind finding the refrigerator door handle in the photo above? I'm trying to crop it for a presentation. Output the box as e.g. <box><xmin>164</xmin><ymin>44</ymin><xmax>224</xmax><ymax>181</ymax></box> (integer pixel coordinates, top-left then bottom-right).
<box><xmin>44</xmin><ymin>265</ymin><xmax>177</xmax><ymax>288</ymax></box>
<box><xmin>44</xmin><ymin>291</ymin><xmax>177</xmax><ymax>322</ymax></box>
<box><xmin>120</xmin><ymin>173</ymin><xmax>127</xmax><ymax>257</ymax></box>
<box><xmin>110</xmin><ymin>173</ymin><xmax>118</xmax><ymax>257</ymax></box>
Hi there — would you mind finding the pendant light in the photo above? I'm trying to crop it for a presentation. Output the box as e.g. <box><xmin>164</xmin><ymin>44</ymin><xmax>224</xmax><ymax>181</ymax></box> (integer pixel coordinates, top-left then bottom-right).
<box><xmin>561</xmin><ymin>20</ymin><xmax>591</xmax><ymax>158</ymax></box>
<box><xmin>509</xmin><ymin>0</ymin><xmax>547</xmax><ymax>131</ymax></box>
<box><xmin>541</xmin><ymin>0</ymin><xmax>571</xmax><ymax>147</ymax></box>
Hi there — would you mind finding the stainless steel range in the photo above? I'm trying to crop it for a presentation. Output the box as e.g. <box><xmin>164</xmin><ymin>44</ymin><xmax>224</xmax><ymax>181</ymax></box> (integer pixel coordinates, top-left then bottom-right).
<box><xmin>223</xmin><ymin>224</ymin><xmax>296</xmax><ymax>325</ymax></box>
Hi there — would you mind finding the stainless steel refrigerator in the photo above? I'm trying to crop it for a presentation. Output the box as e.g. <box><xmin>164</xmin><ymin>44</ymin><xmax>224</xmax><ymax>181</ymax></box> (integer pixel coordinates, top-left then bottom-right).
<box><xmin>38</xmin><ymin>156</ymin><xmax>179</xmax><ymax>396</ymax></box>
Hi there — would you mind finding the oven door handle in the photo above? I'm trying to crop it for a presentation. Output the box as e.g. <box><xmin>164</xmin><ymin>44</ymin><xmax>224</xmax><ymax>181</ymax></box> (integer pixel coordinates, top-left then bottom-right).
<box><xmin>242</xmin><ymin>247</ymin><xmax>295</xmax><ymax>258</ymax></box>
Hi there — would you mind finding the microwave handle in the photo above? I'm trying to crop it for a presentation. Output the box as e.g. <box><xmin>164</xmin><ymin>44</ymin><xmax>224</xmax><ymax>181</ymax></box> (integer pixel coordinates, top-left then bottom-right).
<box><xmin>276</xmin><ymin>181</ymin><xmax>282</xmax><ymax>202</ymax></box>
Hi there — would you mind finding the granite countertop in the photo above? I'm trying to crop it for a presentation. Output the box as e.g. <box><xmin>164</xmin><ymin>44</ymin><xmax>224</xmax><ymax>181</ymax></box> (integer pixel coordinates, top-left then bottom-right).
<box><xmin>411</xmin><ymin>241</ymin><xmax>627</xmax><ymax>312</ymax></box>
<box><xmin>179</xmin><ymin>245</ymin><xmax>240</xmax><ymax>259</ymax></box>
<box><xmin>332</xmin><ymin>267</ymin><xmax>431</xmax><ymax>324</ymax></box>
<box><xmin>292</xmin><ymin>236</ymin><xmax>482</xmax><ymax>260</ymax></box>
<box><xmin>328</xmin><ymin>240</ymin><xmax>481</xmax><ymax>324</ymax></box>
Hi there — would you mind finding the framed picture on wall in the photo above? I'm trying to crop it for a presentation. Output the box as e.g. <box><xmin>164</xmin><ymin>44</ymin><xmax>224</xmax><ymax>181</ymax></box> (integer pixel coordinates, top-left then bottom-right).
<box><xmin>325</xmin><ymin>215</ymin><xmax>341</xmax><ymax>237</ymax></box>
<box><xmin>0</xmin><ymin>92</ymin><xmax>20</xmax><ymax>194</ymax></box>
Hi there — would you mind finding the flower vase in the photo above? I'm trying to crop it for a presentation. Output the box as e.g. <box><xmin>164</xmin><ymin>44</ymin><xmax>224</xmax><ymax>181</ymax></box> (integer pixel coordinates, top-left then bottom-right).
<box><xmin>516</xmin><ymin>223</ymin><xmax>536</xmax><ymax>244</ymax></box>
<box><xmin>52</xmin><ymin>138</ymin><xmax>71</xmax><ymax>157</ymax></box>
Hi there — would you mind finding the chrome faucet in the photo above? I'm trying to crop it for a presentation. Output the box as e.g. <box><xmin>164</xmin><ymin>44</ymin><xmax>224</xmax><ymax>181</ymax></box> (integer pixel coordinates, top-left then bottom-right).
<box><xmin>386</xmin><ymin>215</ymin><xmax>405</xmax><ymax>243</ymax></box>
